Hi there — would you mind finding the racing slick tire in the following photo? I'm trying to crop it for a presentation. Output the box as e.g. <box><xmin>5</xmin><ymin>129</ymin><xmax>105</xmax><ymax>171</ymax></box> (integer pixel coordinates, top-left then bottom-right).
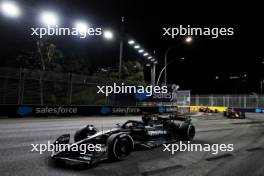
<box><xmin>239</xmin><ymin>112</ymin><xmax>246</xmax><ymax>119</ymax></box>
<box><xmin>108</xmin><ymin>133</ymin><xmax>134</xmax><ymax>161</ymax></box>
<box><xmin>227</xmin><ymin>114</ymin><xmax>234</xmax><ymax>118</ymax></box>
<box><xmin>179</xmin><ymin>123</ymin><xmax>196</xmax><ymax>141</ymax></box>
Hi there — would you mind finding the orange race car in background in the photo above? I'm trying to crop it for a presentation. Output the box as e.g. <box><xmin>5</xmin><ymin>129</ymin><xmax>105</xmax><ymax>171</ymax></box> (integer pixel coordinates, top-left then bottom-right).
<box><xmin>199</xmin><ymin>106</ymin><xmax>219</xmax><ymax>113</ymax></box>
<box><xmin>223</xmin><ymin>108</ymin><xmax>246</xmax><ymax>119</ymax></box>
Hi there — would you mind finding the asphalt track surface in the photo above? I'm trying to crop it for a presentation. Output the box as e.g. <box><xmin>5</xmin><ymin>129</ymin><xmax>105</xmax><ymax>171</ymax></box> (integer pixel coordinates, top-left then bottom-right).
<box><xmin>1</xmin><ymin>113</ymin><xmax>264</xmax><ymax>176</ymax></box>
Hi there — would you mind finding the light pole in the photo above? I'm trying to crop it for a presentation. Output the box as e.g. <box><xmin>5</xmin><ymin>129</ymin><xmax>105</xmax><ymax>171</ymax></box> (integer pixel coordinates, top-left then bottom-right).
<box><xmin>150</xmin><ymin>50</ymin><xmax>157</xmax><ymax>85</ymax></box>
<box><xmin>127</xmin><ymin>39</ymin><xmax>158</xmax><ymax>84</ymax></box>
<box><xmin>74</xmin><ymin>21</ymin><xmax>89</xmax><ymax>33</ymax></box>
<box><xmin>157</xmin><ymin>57</ymin><xmax>185</xmax><ymax>85</ymax></box>
<box><xmin>151</xmin><ymin>62</ymin><xmax>158</xmax><ymax>85</ymax></box>
<box><xmin>103</xmin><ymin>30</ymin><xmax>114</xmax><ymax>40</ymax></box>
<box><xmin>40</xmin><ymin>11</ymin><xmax>59</xmax><ymax>26</ymax></box>
<box><xmin>0</xmin><ymin>1</ymin><xmax>21</xmax><ymax>18</ymax></box>
<box><xmin>164</xmin><ymin>36</ymin><xmax>192</xmax><ymax>84</ymax></box>
<box><xmin>118</xmin><ymin>17</ymin><xmax>125</xmax><ymax>80</ymax></box>
<box><xmin>260</xmin><ymin>80</ymin><xmax>264</xmax><ymax>94</ymax></box>
<box><xmin>146</xmin><ymin>61</ymin><xmax>157</xmax><ymax>85</ymax></box>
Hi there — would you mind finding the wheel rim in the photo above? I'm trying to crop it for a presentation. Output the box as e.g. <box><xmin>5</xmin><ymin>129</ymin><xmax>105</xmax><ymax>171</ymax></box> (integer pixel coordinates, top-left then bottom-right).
<box><xmin>114</xmin><ymin>137</ymin><xmax>133</xmax><ymax>159</ymax></box>
<box><xmin>188</xmin><ymin>125</ymin><xmax>195</xmax><ymax>140</ymax></box>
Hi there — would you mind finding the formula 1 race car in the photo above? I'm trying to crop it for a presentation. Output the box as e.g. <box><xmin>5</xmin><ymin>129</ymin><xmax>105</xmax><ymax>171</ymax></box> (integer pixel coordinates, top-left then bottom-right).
<box><xmin>223</xmin><ymin>108</ymin><xmax>245</xmax><ymax>119</ymax></box>
<box><xmin>51</xmin><ymin>114</ymin><xmax>195</xmax><ymax>165</ymax></box>
<box><xmin>199</xmin><ymin>106</ymin><xmax>218</xmax><ymax>113</ymax></box>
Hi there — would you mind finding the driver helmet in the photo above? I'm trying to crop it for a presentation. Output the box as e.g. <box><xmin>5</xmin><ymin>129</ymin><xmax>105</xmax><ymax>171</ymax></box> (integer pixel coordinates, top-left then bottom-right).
<box><xmin>142</xmin><ymin>112</ymin><xmax>151</xmax><ymax>124</ymax></box>
<box><xmin>85</xmin><ymin>125</ymin><xmax>97</xmax><ymax>135</ymax></box>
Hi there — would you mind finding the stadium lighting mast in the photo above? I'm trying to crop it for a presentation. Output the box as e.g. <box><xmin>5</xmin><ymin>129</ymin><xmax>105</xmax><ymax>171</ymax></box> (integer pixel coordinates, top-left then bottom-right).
<box><xmin>127</xmin><ymin>38</ymin><xmax>158</xmax><ymax>84</ymax></box>
<box><xmin>40</xmin><ymin>11</ymin><xmax>59</xmax><ymax>26</ymax></box>
<box><xmin>118</xmin><ymin>17</ymin><xmax>125</xmax><ymax>80</ymax></box>
<box><xmin>0</xmin><ymin>1</ymin><xmax>21</xmax><ymax>18</ymax></box>
<box><xmin>74</xmin><ymin>21</ymin><xmax>89</xmax><ymax>33</ymax></box>
<box><xmin>103</xmin><ymin>30</ymin><xmax>114</xmax><ymax>40</ymax></box>
<box><xmin>128</xmin><ymin>40</ymin><xmax>135</xmax><ymax>45</ymax></box>
<box><xmin>157</xmin><ymin>57</ymin><xmax>185</xmax><ymax>85</ymax></box>
<box><xmin>185</xmin><ymin>36</ymin><xmax>192</xmax><ymax>43</ymax></box>
<box><xmin>164</xmin><ymin>36</ymin><xmax>193</xmax><ymax>84</ymax></box>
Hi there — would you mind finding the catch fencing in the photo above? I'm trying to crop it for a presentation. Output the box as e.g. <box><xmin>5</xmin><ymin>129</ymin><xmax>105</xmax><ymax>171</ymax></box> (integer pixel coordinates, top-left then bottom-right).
<box><xmin>0</xmin><ymin>67</ymin><xmax>116</xmax><ymax>106</ymax></box>
<box><xmin>1</xmin><ymin>67</ymin><xmax>262</xmax><ymax>108</ymax></box>
<box><xmin>191</xmin><ymin>95</ymin><xmax>264</xmax><ymax>108</ymax></box>
<box><xmin>0</xmin><ymin>67</ymin><xmax>190</xmax><ymax>106</ymax></box>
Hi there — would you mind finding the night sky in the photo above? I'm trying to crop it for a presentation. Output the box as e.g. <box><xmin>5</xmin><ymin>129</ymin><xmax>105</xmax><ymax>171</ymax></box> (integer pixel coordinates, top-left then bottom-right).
<box><xmin>0</xmin><ymin>0</ymin><xmax>263</xmax><ymax>94</ymax></box>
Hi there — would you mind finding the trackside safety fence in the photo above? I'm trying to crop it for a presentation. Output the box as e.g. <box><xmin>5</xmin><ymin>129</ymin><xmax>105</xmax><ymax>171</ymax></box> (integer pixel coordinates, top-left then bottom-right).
<box><xmin>191</xmin><ymin>95</ymin><xmax>264</xmax><ymax>108</ymax></box>
<box><xmin>1</xmin><ymin>67</ymin><xmax>263</xmax><ymax>108</ymax></box>
<box><xmin>0</xmin><ymin>67</ymin><xmax>190</xmax><ymax>106</ymax></box>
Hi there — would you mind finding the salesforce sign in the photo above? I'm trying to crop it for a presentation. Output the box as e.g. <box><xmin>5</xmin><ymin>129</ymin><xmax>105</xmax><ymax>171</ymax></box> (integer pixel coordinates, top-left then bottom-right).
<box><xmin>152</xmin><ymin>84</ymin><xmax>179</xmax><ymax>102</ymax></box>
<box><xmin>135</xmin><ymin>84</ymin><xmax>190</xmax><ymax>105</ymax></box>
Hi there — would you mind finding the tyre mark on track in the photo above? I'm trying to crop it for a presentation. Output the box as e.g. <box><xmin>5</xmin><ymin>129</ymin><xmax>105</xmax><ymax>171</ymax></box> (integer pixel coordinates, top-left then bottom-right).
<box><xmin>246</xmin><ymin>147</ymin><xmax>263</xmax><ymax>152</ymax></box>
<box><xmin>205</xmin><ymin>153</ymin><xmax>233</xmax><ymax>161</ymax></box>
<box><xmin>141</xmin><ymin>164</ymin><xmax>183</xmax><ymax>176</ymax></box>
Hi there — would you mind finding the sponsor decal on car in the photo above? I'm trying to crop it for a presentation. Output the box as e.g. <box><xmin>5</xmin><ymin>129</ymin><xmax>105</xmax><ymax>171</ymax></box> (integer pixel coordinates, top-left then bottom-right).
<box><xmin>147</xmin><ymin>130</ymin><xmax>167</xmax><ymax>136</ymax></box>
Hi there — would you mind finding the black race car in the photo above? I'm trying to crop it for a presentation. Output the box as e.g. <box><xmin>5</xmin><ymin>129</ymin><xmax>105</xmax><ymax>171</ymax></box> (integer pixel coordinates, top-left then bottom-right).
<box><xmin>223</xmin><ymin>108</ymin><xmax>245</xmax><ymax>119</ymax></box>
<box><xmin>51</xmin><ymin>114</ymin><xmax>195</xmax><ymax>165</ymax></box>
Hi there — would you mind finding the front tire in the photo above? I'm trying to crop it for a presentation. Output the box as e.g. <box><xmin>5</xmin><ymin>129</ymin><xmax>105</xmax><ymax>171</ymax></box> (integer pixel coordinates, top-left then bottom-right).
<box><xmin>180</xmin><ymin>123</ymin><xmax>196</xmax><ymax>141</ymax></box>
<box><xmin>239</xmin><ymin>112</ymin><xmax>246</xmax><ymax>119</ymax></box>
<box><xmin>108</xmin><ymin>133</ymin><xmax>134</xmax><ymax>161</ymax></box>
